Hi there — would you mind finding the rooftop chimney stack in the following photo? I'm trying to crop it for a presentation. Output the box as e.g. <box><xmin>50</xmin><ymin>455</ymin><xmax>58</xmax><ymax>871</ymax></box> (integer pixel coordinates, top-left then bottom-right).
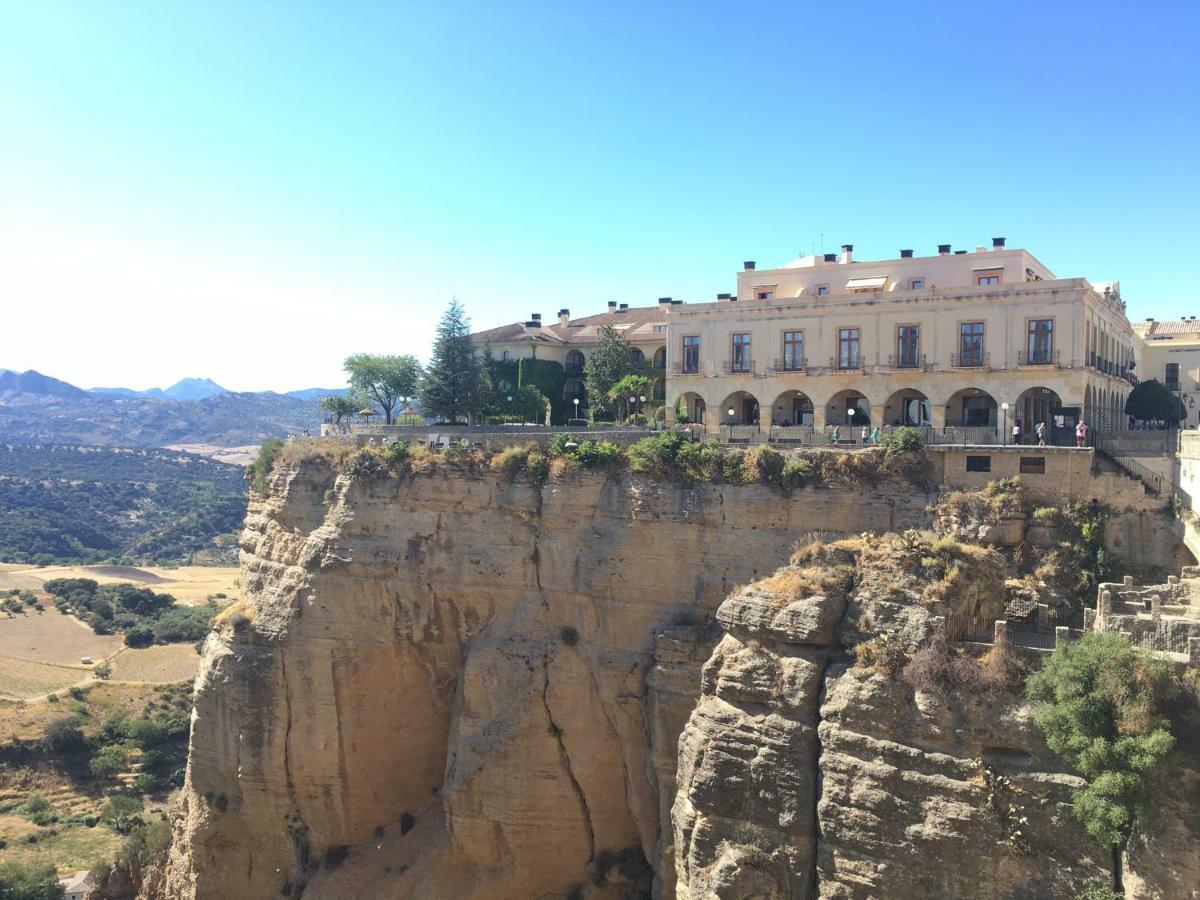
<box><xmin>618</xmin><ymin>303</ymin><xmax>629</xmax><ymax>311</ymax></box>
<box><xmin>743</xmin><ymin>260</ymin><xmax>756</xmax><ymax>270</ymax></box>
<box><xmin>840</xmin><ymin>243</ymin><xmax>854</xmax><ymax>264</ymax></box>
<box><xmin>938</xmin><ymin>244</ymin><xmax>951</xmax><ymax>256</ymax></box>
<box><xmin>658</xmin><ymin>297</ymin><xmax>672</xmax><ymax>307</ymax></box>
<box><xmin>992</xmin><ymin>237</ymin><xmax>1007</xmax><ymax>250</ymax></box>
<box><xmin>823</xmin><ymin>253</ymin><xmax>837</xmax><ymax>263</ymax></box>
<box><xmin>608</xmin><ymin>301</ymin><xmax>618</xmax><ymax>311</ymax></box>
<box><xmin>524</xmin><ymin>313</ymin><xmax>542</xmax><ymax>327</ymax></box>
<box><xmin>900</xmin><ymin>249</ymin><xmax>914</xmax><ymax>259</ymax></box>
<box><xmin>717</xmin><ymin>292</ymin><xmax>732</xmax><ymax>302</ymax></box>
<box><xmin>558</xmin><ymin>308</ymin><xmax>571</xmax><ymax>325</ymax></box>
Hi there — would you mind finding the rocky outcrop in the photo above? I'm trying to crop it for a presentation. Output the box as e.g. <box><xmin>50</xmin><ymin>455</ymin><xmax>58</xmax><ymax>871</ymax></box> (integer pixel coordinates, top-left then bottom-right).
<box><xmin>159</xmin><ymin>461</ymin><xmax>933</xmax><ymax>900</ymax></box>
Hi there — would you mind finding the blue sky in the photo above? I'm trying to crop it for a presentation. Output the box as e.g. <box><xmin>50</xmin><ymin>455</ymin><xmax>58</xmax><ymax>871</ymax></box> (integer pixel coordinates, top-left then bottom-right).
<box><xmin>1</xmin><ymin>1</ymin><xmax>1197</xmax><ymax>391</ymax></box>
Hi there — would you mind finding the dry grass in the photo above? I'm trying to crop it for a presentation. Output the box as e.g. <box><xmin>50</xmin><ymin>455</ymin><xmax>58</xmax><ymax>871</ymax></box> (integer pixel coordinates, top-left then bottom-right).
<box><xmin>0</xmin><ymin>658</ymin><xmax>90</xmax><ymax>701</ymax></box>
<box><xmin>105</xmin><ymin>645</ymin><xmax>201</xmax><ymax>684</ymax></box>
<box><xmin>0</xmin><ymin>608</ymin><xmax>123</xmax><ymax>666</ymax></box>
<box><xmin>0</xmin><ymin>682</ymin><xmax>165</xmax><ymax>745</ymax></box>
<box><xmin>0</xmin><ymin>563</ymin><xmax>239</xmax><ymax>607</ymax></box>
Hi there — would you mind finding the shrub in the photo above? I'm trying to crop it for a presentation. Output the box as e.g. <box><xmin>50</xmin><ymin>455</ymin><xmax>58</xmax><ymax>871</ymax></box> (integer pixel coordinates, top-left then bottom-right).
<box><xmin>744</xmin><ymin>445</ymin><xmax>785</xmax><ymax>486</ymax></box>
<box><xmin>94</xmin><ymin>662</ymin><xmax>112</xmax><ymax>679</ymax></box>
<box><xmin>1074</xmin><ymin>880</ymin><xmax>1124</xmax><ymax>900</ymax></box>
<box><xmin>124</xmin><ymin>624</ymin><xmax>155</xmax><ymax>648</ymax></box>
<box><xmin>42</xmin><ymin>717</ymin><xmax>87</xmax><ymax>754</ymax></box>
<box><xmin>17</xmin><ymin>793</ymin><xmax>54</xmax><ymax>826</ymax></box>
<box><xmin>901</xmin><ymin>633</ymin><xmax>981</xmax><ymax>694</ymax></box>
<box><xmin>572</xmin><ymin>440</ymin><xmax>623</xmax><ymax>470</ymax></box>
<box><xmin>381</xmin><ymin>441</ymin><xmax>410</xmax><ymax>470</ymax></box>
<box><xmin>345</xmin><ymin>449</ymin><xmax>382</xmax><ymax>478</ymax></box>
<box><xmin>781</xmin><ymin>457</ymin><xmax>816</xmax><ymax>489</ymax></box>
<box><xmin>133</xmin><ymin>773</ymin><xmax>161</xmax><ymax>794</ymax></box>
<box><xmin>853</xmin><ymin>634</ymin><xmax>908</xmax><ymax>676</ymax></box>
<box><xmin>1027</xmin><ymin>632</ymin><xmax>1178</xmax><ymax>849</ymax></box>
<box><xmin>879</xmin><ymin>426</ymin><xmax>926</xmax><ymax>456</ymax></box>
<box><xmin>90</xmin><ymin>745</ymin><xmax>128</xmax><ymax>781</ymax></box>
<box><xmin>0</xmin><ymin>861</ymin><xmax>64</xmax><ymax>900</ymax></box>
<box><xmin>250</xmin><ymin>437</ymin><xmax>284</xmax><ymax>494</ymax></box>
<box><xmin>100</xmin><ymin>795</ymin><xmax>144</xmax><ymax>835</ymax></box>
<box><xmin>1032</xmin><ymin>506</ymin><xmax>1061</xmax><ymax>523</ymax></box>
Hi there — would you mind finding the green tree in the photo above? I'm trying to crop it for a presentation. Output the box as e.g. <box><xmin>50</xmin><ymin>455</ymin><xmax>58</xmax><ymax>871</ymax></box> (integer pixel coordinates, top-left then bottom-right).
<box><xmin>41</xmin><ymin>717</ymin><xmax>87</xmax><ymax>755</ymax></box>
<box><xmin>0</xmin><ymin>861</ymin><xmax>64</xmax><ymax>900</ymax></box>
<box><xmin>420</xmin><ymin>299</ymin><xmax>486</xmax><ymax>424</ymax></box>
<box><xmin>319</xmin><ymin>394</ymin><xmax>358</xmax><ymax>425</ymax></box>
<box><xmin>90</xmin><ymin>745</ymin><xmax>128</xmax><ymax>781</ymax></box>
<box><xmin>607</xmin><ymin>374</ymin><xmax>651</xmax><ymax>422</ymax></box>
<box><xmin>1125</xmin><ymin>379</ymin><xmax>1185</xmax><ymax>425</ymax></box>
<box><xmin>100</xmin><ymin>795</ymin><xmax>145</xmax><ymax>835</ymax></box>
<box><xmin>343</xmin><ymin>354</ymin><xmax>423</xmax><ymax>425</ymax></box>
<box><xmin>584</xmin><ymin>325</ymin><xmax>635</xmax><ymax>421</ymax></box>
<box><xmin>1027</xmin><ymin>632</ymin><xmax>1177</xmax><ymax>855</ymax></box>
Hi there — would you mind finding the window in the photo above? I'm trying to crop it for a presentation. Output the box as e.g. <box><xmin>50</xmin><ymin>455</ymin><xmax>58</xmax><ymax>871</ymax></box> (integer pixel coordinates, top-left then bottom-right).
<box><xmin>816</xmin><ymin>284</ymin><xmax>830</xmax><ymax>297</ymax></box>
<box><xmin>630</xmin><ymin>348</ymin><xmax>645</xmax><ymax>366</ymax></box>
<box><xmin>653</xmin><ymin>324</ymin><xmax>667</xmax><ymax>333</ymax></box>
<box><xmin>1019</xmin><ymin>456</ymin><xmax>1046</xmax><ymax>475</ymax></box>
<box><xmin>565</xmin><ymin>350</ymin><xmax>585</xmax><ymax>372</ymax></box>
<box><xmin>959</xmin><ymin>322</ymin><xmax>985</xmax><ymax>367</ymax></box>
<box><xmin>896</xmin><ymin>325</ymin><xmax>920</xmax><ymax>368</ymax></box>
<box><xmin>682</xmin><ymin>336</ymin><xmax>700</xmax><ymax>374</ymax></box>
<box><xmin>756</xmin><ymin>289</ymin><xmax>775</xmax><ymax>301</ymax></box>
<box><xmin>909</xmin><ymin>277</ymin><xmax>925</xmax><ymax>290</ymax></box>
<box><xmin>501</xmin><ymin>350</ymin><xmax>510</xmax><ymax>361</ymax></box>
<box><xmin>838</xmin><ymin>327</ymin><xmax>860</xmax><ymax>369</ymax></box>
<box><xmin>1027</xmin><ymin>319</ymin><xmax>1054</xmax><ymax>364</ymax></box>
<box><xmin>1166</xmin><ymin>363</ymin><xmax>1181</xmax><ymax>391</ymax></box>
<box><xmin>731</xmin><ymin>333</ymin><xmax>751</xmax><ymax>373</ymax></box>
<box><xmin>975</xmin><ymin>270</ymin><xmax>1002</xmax><ymax>286</ymax></box>
<box><xmin>783</xmin><ymin>331</ymin><xmax>804</xmax><ymax>371</ymax></box>
<box><xmin>966</xmin><ymin>455</ymin><xmax>992</xmax><ymax>473</ymax></box>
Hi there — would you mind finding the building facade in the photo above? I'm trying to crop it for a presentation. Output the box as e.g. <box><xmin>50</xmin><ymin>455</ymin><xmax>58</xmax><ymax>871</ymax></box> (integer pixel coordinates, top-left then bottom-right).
<box><xmin>1134</xmin><ymin>319</ymin><xmax>1200</xmax><ymax>427</ymax></box>
<box><xmin>666</xmin><ymin>240</ymin><xmax>1136</xmax><ymax>437</ymax></box>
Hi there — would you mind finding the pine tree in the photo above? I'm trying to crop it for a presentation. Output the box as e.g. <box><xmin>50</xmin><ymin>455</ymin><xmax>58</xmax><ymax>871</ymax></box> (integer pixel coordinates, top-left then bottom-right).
<box><xmin>421</xmin><ymin>299</ymin><xmax>485</xmax><ymax>424</ymax></box>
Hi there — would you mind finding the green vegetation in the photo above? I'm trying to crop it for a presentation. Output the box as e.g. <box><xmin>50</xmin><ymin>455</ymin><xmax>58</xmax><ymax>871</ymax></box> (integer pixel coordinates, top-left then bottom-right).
<box><xmin>485</xmin><ymin>355</ymin><xmax>566</xmax><ymax>422</ymax></box>
<box><xmin>879</xmin><ymin>425</ymin><xmax>925</xmax><ymax>455</ymax></box>
<box><xmin>421</xmin><ymin>299</ymin><xmax>486</xmax><ymax>424</ymax></box>
<box><xmin>343</xmin><ymin>353</ymin><xmax>423</xmax><ymax>425</ymax></box>
<box><xmin>1027</xmin><ymin>632</ymin><xmax>1178</xmax><ymax>851</ymax></box>
<box><xmin>0</xmin><ymin>444</ymin><xmax>247</xmax><ymax>565</ymax></box>
<box><xmin>251</xmin><ymin>437</ymin><xmax>284</xmax><ymax>494</ymax></box>
<box><xmin>1124</xmin><ymin>378</ymin><xmax>1185</xmax><ymax>425</ymax></box>
<box><xmin>319</xmin><ymin>394</ymin><xmax>359</xmax><ymax>425</ymax></box>
<box><xmin>0</xmin><ymin>861</ymin><xmax>64</xmax><ymax>900</ymax></box>
<box><xmin>583</xmin><ymin>325</ymin><xmax>637</xmax><ymax>421</ymax></box>
<box><xmin>42</xmin><ymin>578</ymin><xmax>219</xmax><ymax>645</ymax></box>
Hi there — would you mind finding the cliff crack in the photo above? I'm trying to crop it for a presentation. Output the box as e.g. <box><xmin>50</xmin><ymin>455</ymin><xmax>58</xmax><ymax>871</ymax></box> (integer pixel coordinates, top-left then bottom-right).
<box><xmin>541</xmin><ymin>657</ymin><xmax>595</xmax><ymax>862</ymax></box>
<box><xmin>279</xmin><ymin>645</ymin><xmax>312</xmax><ymax>897</ymax></box>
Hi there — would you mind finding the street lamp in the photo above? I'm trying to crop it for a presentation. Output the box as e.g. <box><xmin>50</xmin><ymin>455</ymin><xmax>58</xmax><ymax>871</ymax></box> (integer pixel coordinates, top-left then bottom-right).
<box><xmin>507</xmin><ymin>395</ymin><xmax>513</xmax><ymax>424</ymax></box>
<box><xmin>640</xmin><ymin>395</ymin><xmax>647</xmax><ymax>427</ymax></box>
<box><xmin>1001</xmin><ymin>402</ymin><xmax>1010</xmax><ymax>447</ymax></box>
<box><xmin>727</xmin><ymin>406</ymin><xmax>736</xmax><ymax>441</ymax></box>
<box><xmin>573</xmin><ymin>397</ymin><xmax>580</xmax><ymax>423</ymax></box>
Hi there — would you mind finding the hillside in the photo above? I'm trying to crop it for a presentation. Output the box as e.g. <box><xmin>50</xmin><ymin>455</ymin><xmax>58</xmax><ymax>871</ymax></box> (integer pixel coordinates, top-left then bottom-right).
<box><xmin>0</xmin><ymin>370</ymin><xmax>321</xmax><ymax>449</ymax></box>
<box><xmin>0</xmin><ymin>445</ymin><xmax>247</xmax><ymax>565</ymax></box>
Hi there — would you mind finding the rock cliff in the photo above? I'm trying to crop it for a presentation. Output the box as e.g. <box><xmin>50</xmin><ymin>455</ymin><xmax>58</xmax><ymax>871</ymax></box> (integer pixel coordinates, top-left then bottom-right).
<box><xmin>159</xmin><ymin>459</ymin><xmax>932</xmax><ymax>900</ymax></box>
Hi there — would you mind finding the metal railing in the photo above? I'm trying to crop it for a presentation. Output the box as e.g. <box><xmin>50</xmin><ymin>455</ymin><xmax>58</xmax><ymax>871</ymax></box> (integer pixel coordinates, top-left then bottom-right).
<box><xmin>950</xmin><ymin>351</ymin><xmax>991</xmax><ymax>369</ymax></box>
<box><xmin>887</xmin><ymin>352</ymin><xmax>927</xmax><ymax>370</ymax></box>
<box><xmin>722</xmin><ymin>359</ymin><xmax>756</xmax><ymax>375</ymax></box>
<box><xmin>768</xmin><ymin>357</ymin><xmax>807</xmax><ymax>375</ymax></box>
<box><xmin>1093</xmin><ymin>432</ymin><xmax>1164</xmax><ymax>495</ymax></box>
<box><xmin>1017</xmin><ymin>349</ymin><xmax>1061</xmax><ymax>367</ymax></box>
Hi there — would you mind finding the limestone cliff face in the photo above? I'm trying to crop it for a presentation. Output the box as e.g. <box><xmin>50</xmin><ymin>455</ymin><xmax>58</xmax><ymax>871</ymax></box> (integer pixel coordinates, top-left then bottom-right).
<box><xmin>160</xmin><ymin>460</ymin><xmax>932</xmax><ymax>900</ymax></box>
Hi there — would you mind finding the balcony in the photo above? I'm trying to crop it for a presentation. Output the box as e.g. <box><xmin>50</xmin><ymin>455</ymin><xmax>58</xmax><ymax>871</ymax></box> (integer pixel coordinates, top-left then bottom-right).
<box><xmin>950</xmin><ymin>351</ymin><xmax>990</xmax><ymax>370</ymax></box>
<box><xmin>1017</xmin><ymin>349</ymin><xmax>1062</xmax><ymax>368</ymax></box>
<box><xmin>767</xmin><ymin>357</ymin><xmax>807</xmax><ymax>375</ymax></box>
<box><xmin>722</xmin><ymin>359</ymin><xmax>757</xmax><ymax>375</ymax></box>
<box><xmin>670</xmin><ymin>361</ymin><xmax>706</xmax><ymax>377</ymax></box>
<box><xmin>829</xmin><ymin>356</ymin><xmax>865</xmax><ymax>374</ymax></box>
<box><xmin>887</xmin><ymin>353</ymin><xmax>929</xmax><ymax>372</ymax></box>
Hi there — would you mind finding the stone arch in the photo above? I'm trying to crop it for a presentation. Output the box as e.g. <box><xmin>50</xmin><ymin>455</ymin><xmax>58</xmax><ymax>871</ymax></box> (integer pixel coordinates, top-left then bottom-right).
<box><xmin>652</xmin><ymin>346</ymin><xmax>667</xmax><ymax>370</ymax></box>
<box><xmin>720</xmin><ymin>390</ymin><xmax>761</xmax><ymax>426</ymax></box>
<box><xmin>883</xmin><ymin>388</ymin><xmax>931</xmax><ymax>427</ymax></box>
<box><xmin>563</xmin><ymin>378</ymin><xmax>586</xmax><ymax>419</ymax></box>
<box><xmin>826</xmin><ymin>389</ymin><xmax>871</xmax><ymax>426</ymax></box>
<box><xmin>769</xmin><ymin>390</ymin><xmax>815</xmax><ymax>426</ymax></box>
<box><xmin>678</xmin><ymin>391</ymin><xmax>707</xmax><ymax>425</ymax></box>
<box><xmin>630</xmin><ymin>347</ymin><xmax>645</xmax><ymax>366</ymax></box>
<box><xmin>1015</xmin><ymin>385</ymin><xmax>1062</xmax><ymax>432</ymax></box>
<box><xmin>565</xmin><ymin>349</ymin><xmax>585</xmax><ymax>372</ymax></box>
<box><xmin>945</xmin><ymin>387</ymin><xmax>998</xmax><ymax>427</ymax></box>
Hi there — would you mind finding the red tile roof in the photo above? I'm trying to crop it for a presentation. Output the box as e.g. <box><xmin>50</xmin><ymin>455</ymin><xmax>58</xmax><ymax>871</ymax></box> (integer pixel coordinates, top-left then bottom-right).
<box><xmin>472</xmin><ymin>305</ymin><xmax>669</xmax><ymax>345</ymax></box>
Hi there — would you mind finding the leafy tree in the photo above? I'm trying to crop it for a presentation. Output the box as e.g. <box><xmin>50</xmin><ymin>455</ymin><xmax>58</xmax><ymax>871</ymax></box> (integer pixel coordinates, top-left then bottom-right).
<box><xmin>1027</xmin><ymin>632</ymin><xmax>1177</xmax><ymax>853</ymax></box>
<box><xmin>344</xmin><ymin>354</ymin><xmax>423</xmax><ymax>425</ymax></box>
<box><xmin>100</xmin><ymin>795</ymin><xmax>145</xmax><ymax>835</ymax></box>
<box><xmin>90</xmin><ymin>745</ymin><xmax>128</xmax><ymax>781</ymax></box>
<box><xmin>41</xmin><ymin>717</ymin><xmax>87</xmax><ymax>754</ymax></box>
<box><xmin>607</xmin><ymin>374</ymin><xmax>651</xmax><ymax>421</ymax></box>
<box><xmin>0</xmin><ymin>861</ymin><xmax>64</xmax><ymax>900</ymax></box>
<box><xmin>319</xmin><ymin>395</ymin><xmax>358</xmax><ymax>425</ymax></box>
<box><xmin>584</xmin><ymin>326</ymin><xmax>636</xmax><ymax>420</ymax></box>
<box><xmin>1125</xmin><ymin>379</ymin><xmax>1185</xmax><ymax>424</ymax></box>
<box><xmin>420</xmin><ymin>299</ymin><xmax>486</xmax><ymax>424</ymax></box>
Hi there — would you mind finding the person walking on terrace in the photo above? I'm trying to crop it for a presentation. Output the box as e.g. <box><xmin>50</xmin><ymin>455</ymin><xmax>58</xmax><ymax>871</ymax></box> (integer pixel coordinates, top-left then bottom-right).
<box><xmin>1076</xmin><ymin>419</ymin><xmax>1089</xmax><ymax>448</ymax></box>
<box><xmin>1036</xmin><ymin>421</ymin><xmax>1048</xmax><ymax>447</ymax></box>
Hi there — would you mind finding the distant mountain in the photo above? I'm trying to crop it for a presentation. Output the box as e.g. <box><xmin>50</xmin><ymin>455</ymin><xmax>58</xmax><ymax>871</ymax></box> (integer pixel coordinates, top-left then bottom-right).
<box><xmin>92</xmin><ymin>377</ymin><xmax>228</xmax><ymax>400</ymax></box>
<box><xmin>285</xmin><ymin>387</ymin><xmax>349</xmax><ymax>400</ymax></box>
<box><xmin>0</xmin><ymin>369</ymin><xmax>90</xmax><ymax>401</ymax></box>
<box><xmin>0</xmin><ymin>370</ymin><xmax>320</xmax><ymax>450</ymax></box>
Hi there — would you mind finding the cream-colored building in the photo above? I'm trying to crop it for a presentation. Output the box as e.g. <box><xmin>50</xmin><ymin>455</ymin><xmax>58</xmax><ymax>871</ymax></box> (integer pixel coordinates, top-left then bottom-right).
<box><xmin>1134</xmin><ymin>319</ymin><xmax>1200</xmax><ymax>427</ymax></box>
<box><xmin>666</xmin><ymin>240</ymin><xmax>1136</xmax><ymax>438</ymax></box>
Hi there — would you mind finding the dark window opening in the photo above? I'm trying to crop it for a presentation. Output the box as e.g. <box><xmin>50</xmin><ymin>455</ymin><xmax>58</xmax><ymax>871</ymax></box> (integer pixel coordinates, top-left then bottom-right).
<box><xmin>1019</xmin><ymin>456</ymin><xmax>1046</xmax><ymax>474</ymax></box>
<box><xmin>966</xmin><ymin>455</ymin><xmax>992</xmax><ymax>473</ymax></box>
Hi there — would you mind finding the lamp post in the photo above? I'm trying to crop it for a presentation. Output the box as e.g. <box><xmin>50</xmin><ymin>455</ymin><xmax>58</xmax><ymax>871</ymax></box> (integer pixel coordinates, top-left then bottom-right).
<box><xmin>630</xmin><ymin>394</ymin><xmax>638</xmax><ymax>422</ymax></box>
<box><xmin>727</xmin><ymin>407</ymin><xmax>736</xmax><ymax>441</ymax></box>
<box><xmin>507</xmin><ymin>394</ymin><xmax>513</xmax><ymax>424</ymax></box>
<box><xmin>1001</xmin><ymin>402</ymin><xmax>1010</xmax><ymax>447</ymax></box>
<box><xmin>640</xmin><ymin>394</ymin><xmax>647</xmax><ymax>428</ymax></box>
<box><xmin>573</xmin><ymin>396</ymin><xmax>580</xmax><ymax>424</ymax></box>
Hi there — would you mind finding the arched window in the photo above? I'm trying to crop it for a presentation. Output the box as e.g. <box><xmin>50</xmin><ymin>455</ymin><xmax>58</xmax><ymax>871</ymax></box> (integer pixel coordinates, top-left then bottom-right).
<box><xmin>630</xmin><ymin>348</ymin><xmax>645</xmax><ymax>366</ymax></box>
<box><xmin>565</xmin><ymin>350</ymin><xmax>585</xmax><ymax>373</ymax></box>
<box><xmin>652</xmin><ymin>347</ymin><xmax>667</xmax><ymax>370</ymax></box>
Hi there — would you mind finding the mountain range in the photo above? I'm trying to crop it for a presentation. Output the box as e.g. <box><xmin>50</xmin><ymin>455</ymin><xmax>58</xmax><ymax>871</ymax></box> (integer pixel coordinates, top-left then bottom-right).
<box><xmin>0</xmin><ymin>369</ymin><xmax>345</xmax><ymax>452</ymax></box>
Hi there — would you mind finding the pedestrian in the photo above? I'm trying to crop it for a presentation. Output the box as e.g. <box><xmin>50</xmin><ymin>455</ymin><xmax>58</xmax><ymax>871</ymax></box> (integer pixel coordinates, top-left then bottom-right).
<box><xmin>1012</xmin><ymin>419</ymin><xmax>1022</xmax><ymax>445</ymax></box>
<box><xmin>1036</xmin><ymin>421</ymin><xmax>1047</xmax><ymax>447</ymax></box>
<box><xmin>870</xmin><ymin>426</ymin><xmax>880</xmax><ymax>445</ymax></box>
<box><xmin>831</xmin><ymin>425</ymin><xmax>841</xmax><ymax>444</ymax></box>
<box><xmin>861</xmin><ymin>425</ymin><xmax>869</xmax><ymax>445</ymax></box>
<box><xmin>1075</xmin><ymin>419</ymin><xmax>1089</xmax><ymax>447</ymax></box>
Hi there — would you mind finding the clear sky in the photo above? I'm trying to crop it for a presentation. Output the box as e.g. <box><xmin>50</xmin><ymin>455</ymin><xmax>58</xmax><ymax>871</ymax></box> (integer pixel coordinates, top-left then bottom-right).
<box><xmin>1</xmin><ymin>1</ymin><xmax>1197</xmax><ymax>392</ymax></box>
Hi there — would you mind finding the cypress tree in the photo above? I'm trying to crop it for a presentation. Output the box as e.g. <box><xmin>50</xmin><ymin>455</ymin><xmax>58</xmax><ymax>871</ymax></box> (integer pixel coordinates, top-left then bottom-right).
<box><xmin>421</xmin><ymin>299</ymin><xmax>485</xmax><ymax>424</ymax></box>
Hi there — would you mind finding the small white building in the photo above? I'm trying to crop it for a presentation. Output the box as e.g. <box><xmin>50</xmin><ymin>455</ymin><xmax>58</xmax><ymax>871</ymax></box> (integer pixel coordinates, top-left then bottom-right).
<box><xmin>60</xmin><ymin>871</ymin><xmax>91</xmax><ymax>900</ymax></box>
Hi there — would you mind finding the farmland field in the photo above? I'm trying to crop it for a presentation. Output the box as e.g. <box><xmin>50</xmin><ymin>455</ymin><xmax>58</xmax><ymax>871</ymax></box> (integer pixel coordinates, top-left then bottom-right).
<box><xmin>0</xmin><ymin>606</ymin><xmax>123</xmax><ymax>665</ymax></box>
<box><xmin>106</xmin><ymin>644</ymin><xmax>201</xmax><ymax>683</ymax></box>
<box><xmin>0</xmin><ymin>562</ymin><xmax>239</xmax><ymax>606</ymax></box>
<box><xmin>0</xmin><ymin>656</ymin><xmax>90</xmax><ymax>700</ymax></box>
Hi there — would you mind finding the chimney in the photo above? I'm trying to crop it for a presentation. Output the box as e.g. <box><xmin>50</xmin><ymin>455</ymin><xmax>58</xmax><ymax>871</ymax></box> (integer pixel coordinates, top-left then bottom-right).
<box><xmin>658</xmin><ymin>297</ymin><xmax>672</xmax><ymax>306</ymax></box>
<box><xmin>840</xmin><ymin>243</ymin><xmax>853</xmax><ymax>264</ymax></box>
<box><xmin>670</xmin><ymin>299</ymin><xmax>683</xmax><ymax>305</ymax></box>
<box><xmin>823</xmin><ymin>253</ymin><xmax>837</xmax><ymax>263</ymax></box>
<box><xmin>524</xmin><ymin>313</ymin><xmax>542</xmax><ymax>327</ymax></box>
<box><xmin>618</xmin><ymin>303</ymin><xmax>629</xmax><ymax>311</ymax></box>
<box><xmin>608</xmin><ymin>301</ymin><xmax>618</xmax><ymax>311</ymax></box>
<box><xmin>992</xmin><ymin>236</ymin><xmax>1006</xmax><ymax>249</ymax></box>
<box><xmin>938</xmin><ymin>244</ymin><xmax>951</xmax><ymax>256</ymax></box>
<box><xmin>743</xmin><ymin>260</ymin><xmax>756</xmax><ymax>270</ymax></box>
<box><xmin>558</xmin><ymin>308</ymin><xmax>571</xmax><ymax>325</ymax></box>
<box><xmin>954</xmin><ymin>250</ymin><xmax>967</xmax><ymax>255</ymax></box>
<box><xmin>717</xmin><ymin>293</ymin><xmax>732</xmax><ymax>302</ymax></box>
<box><xmin>900</xmin><ymin>249</ymin><xmax>914</xmax><ymax>259</ymax></box>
